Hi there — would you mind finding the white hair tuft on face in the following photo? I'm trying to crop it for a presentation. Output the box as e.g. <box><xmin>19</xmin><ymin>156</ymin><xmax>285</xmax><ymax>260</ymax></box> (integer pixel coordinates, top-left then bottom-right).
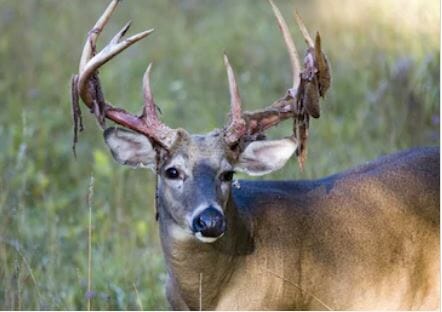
<box><xmin>168</xmin><ymin>224</ymin><xmax>193</xmax><ymax>241</ymax></box>
<box><xmin>195</xmin><ymin>232</ymin><xmax>223</xmax><ymax>243</ymax></box>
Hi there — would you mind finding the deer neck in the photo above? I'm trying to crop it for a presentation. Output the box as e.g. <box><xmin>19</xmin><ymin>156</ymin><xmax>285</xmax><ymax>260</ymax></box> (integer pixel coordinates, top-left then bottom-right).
<box><xmin>158</xmin><ymin>195</ymin><xmax>253</xmax><ymax>309</ymax></box>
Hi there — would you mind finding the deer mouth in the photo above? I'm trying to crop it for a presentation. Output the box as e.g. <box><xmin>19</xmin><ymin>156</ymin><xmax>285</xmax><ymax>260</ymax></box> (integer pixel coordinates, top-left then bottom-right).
<box><xmin>194</xmin><ymin>231</ymin><xmax>225</xmax><ymax>243</ymax></box>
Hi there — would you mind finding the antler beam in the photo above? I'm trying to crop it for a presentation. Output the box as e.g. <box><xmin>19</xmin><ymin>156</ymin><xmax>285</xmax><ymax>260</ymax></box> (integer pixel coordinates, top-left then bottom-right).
<box><xmin>71</xmin><ymin>0</ymin><xmax>176</xmax><ymax>155</ymax></box>
<box><xmin>223</xmin><ymin>0</ymin><xmax>331</xmax><ymax>168</ymax></box>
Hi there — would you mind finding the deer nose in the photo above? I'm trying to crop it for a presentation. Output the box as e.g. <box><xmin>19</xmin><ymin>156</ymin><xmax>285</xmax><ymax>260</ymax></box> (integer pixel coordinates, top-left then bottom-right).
<box><xmin>192</xmin><ymin>207</ymin><xmax>226</xmax><ymax>238</ymax></box>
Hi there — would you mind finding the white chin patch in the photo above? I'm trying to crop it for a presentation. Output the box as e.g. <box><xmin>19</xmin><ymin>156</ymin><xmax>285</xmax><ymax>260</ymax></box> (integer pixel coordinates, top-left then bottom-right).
<box><xmin>195</xmin><ymin>232</ymin><xmax>224</xmax><ymax>243</ymax></box>
<box><xmin>169</xmin><ymin>224</ymin><xmax>193</xmax><ymax>241</ymax></box>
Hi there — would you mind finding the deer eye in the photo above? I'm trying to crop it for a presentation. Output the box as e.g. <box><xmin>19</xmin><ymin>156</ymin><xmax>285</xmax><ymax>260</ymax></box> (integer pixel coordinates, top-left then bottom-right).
<box><xmin>220</xmin><ymin>171</ymin><xmax>235</xmax><ymax>182</ymax></box>
<box><xmin>165</xmin><ymin>167</ymin><xmax>180</xmax><ymax>180</ymax></box>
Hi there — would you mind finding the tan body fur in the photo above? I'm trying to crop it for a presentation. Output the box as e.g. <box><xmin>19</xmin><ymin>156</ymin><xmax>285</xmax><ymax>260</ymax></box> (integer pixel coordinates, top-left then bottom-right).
<box><xmin>162</xmin><ymin>147</ymin><xmax>439</xmax><ymax>310</ymax></box>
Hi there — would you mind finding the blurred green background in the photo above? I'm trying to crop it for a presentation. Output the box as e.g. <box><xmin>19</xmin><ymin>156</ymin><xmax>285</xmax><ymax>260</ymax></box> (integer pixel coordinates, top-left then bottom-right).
<box><xmin>0</xmin><ymin>0</ymin><xmax>439</xmax><ymax>310</ymax></box>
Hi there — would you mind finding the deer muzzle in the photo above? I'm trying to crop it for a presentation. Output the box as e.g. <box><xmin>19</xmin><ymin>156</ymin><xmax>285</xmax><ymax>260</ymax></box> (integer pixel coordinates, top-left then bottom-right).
<box><xmin>191</xmin><ymin>206</ymin><xmax>226</xmax><ymax>243</ymax></box>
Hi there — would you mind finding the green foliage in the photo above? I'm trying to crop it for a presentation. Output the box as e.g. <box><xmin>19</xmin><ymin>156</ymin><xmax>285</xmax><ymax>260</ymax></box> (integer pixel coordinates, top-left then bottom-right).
<box><xmin>0</xmin><ymin>0</ymin><xmax>439</xmax><ymax>309</ymax></box>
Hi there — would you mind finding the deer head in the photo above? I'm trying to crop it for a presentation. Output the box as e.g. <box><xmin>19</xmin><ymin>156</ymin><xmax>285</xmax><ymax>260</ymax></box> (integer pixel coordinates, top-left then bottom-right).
<box><xmin>71</xmin><ymin>0</ymin><xmax>330</xmax><ymax>243</ymax></box>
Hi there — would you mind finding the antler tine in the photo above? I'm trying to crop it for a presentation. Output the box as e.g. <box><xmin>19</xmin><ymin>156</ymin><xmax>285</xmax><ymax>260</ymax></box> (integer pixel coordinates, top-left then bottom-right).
<box><xmin>223</xmin><ymin>54</ymin><xmax>246</xmax><ymax>146</ymax></box>
<box><xmin>268</xmin><ymin>0</ymin><xmax>301</xmax><ymax>90</ymax></box>
<box><xmin>294</xmin><ymin>11</ymin><xmax>315</xmax><ymax>48</ymax></box>
<box><xmin>78</xmin><ymin>23</ymin><xmax>154</xmax><ymax>106</ymax></box>
<box><xmin>142</xmin><ymin>63</ymin><xmax>158</xmax><ymax>122</ymax></box>
<box><xmin>110</xmin><ymin>20</ymin><xmax>132</xmax><ymax>45</ymax></box>
<box><xmin>79</xmin><ymin>0</ymin><xmax>119</xmax><ymax>73</ymax></box>
<box><xmin>77</xmin><ymin>0</ymin><xmax>154</xmax><ymax>106</ymax></box>
<box><xmin>140</xmin><ymin>63</ymin><xmax>177</xmax><ymax>147</ymax></box>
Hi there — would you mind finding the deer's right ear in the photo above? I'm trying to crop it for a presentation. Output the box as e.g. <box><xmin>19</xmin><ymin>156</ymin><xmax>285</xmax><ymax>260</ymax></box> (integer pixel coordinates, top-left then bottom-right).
<box><xmin>103</xmin><ymin>127</ymin><xmax>157</xmax><ymax>170</ymax></box>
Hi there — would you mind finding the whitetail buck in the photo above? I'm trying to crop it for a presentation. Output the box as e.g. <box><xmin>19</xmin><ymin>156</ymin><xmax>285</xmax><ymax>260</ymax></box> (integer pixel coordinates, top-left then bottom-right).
<box><xmin>71</xmin><ymin>0</ymin><xmax>439</xmax><ymax>310</ymax></box>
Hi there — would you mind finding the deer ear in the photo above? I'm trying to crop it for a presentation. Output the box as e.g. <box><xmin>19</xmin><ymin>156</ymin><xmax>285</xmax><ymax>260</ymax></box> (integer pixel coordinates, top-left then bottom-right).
<box><xmin>234</xmin><ymin>138</ymin><xmax>297</xmax><ymax>176</ymax></box>
<box><xmin>103</xmin><ymin>127</ymin><xmax>156</xmax><ymax>170</ymax></box>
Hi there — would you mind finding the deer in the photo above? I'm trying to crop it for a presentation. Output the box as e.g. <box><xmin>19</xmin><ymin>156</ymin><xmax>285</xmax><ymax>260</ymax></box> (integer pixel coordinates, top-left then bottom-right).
<box><xmin>71</xmin><ymin>0</ymin><xmax>440</xmax><ymax>310</ymax></box>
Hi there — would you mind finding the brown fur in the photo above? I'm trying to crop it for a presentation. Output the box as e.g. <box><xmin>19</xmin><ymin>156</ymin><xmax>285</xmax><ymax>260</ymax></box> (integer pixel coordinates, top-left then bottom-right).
<box><xmin>161</xmin><ymin>146</ymin><xmax>439</xmax><ymax>310</ymax></box>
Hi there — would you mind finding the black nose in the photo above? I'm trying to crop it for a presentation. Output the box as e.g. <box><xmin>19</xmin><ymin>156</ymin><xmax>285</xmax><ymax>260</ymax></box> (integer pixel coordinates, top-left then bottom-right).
<box><xmin>192</xmin><ymin>207</ymin><xmax>226</xmax><ymax>238</ymax></box>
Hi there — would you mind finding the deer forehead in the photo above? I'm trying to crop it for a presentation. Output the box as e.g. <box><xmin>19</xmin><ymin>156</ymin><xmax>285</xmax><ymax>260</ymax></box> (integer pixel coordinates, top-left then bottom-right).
<box><xmin>166</xmin><ymin>130</ymin><xmax>231</xmax><ymax>171</ymax></box>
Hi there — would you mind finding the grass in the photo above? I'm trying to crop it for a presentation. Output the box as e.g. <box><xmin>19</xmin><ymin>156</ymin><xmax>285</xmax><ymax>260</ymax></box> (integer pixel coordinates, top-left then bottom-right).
<box><xmin>0</xmin><ymin>0</ymin><xmax>439</xmax><ymax>310</ymax></box>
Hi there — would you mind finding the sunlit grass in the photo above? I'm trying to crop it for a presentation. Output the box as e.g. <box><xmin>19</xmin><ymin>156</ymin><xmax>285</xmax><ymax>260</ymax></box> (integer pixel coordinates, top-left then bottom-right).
<box><xmin>0</xmin><ymin>0</ymin><xmax>438</xmax><ymax>309</ymax></box>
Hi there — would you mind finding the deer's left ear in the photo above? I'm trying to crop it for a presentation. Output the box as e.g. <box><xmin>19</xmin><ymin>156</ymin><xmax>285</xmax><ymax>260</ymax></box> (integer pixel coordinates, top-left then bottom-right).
<box><xmin>234</xmin><ymin>138</ymin><xmax>297</xmax><ymax>176</ymax></box>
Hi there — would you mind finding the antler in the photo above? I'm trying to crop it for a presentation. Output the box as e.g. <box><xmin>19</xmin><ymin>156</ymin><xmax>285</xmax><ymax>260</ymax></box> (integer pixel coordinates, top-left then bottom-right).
<box><xmin>223</xmin><ymin>0</ymin><xmax>331</xmax><ymax>168</ymax></box>
<box><xmin>71</xmin><ymin>0</ymin><xmax>176</xmax><ymax>155</ymax></box>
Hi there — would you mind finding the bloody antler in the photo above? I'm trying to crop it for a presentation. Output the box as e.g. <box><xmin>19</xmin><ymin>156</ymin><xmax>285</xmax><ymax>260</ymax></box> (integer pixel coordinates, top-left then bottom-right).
<box><xmin>223</xmin><ymin>0</ymin><xmax>331</xmax><ymax>168</ymax></box>
<box><xmin>71</xmin><ymin>0</ymin><xmax>177</xmax><ymax>155</ymax></box>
